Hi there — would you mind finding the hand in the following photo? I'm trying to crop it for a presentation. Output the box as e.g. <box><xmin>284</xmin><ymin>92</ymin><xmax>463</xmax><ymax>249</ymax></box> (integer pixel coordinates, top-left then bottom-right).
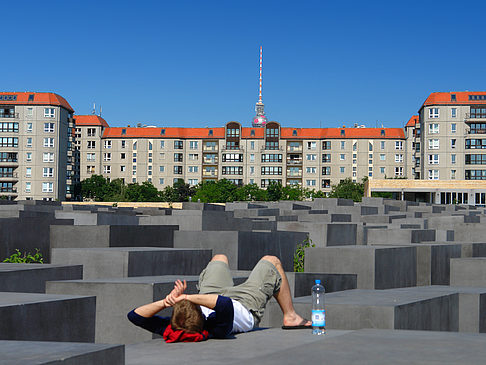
<box><xmin>164</xmin><ymin>293</ymin><xmax>188</xmax><ymax>307</ymax></box>
<box><xmin>171</xmin><ymin>279</ymin><xmax>187</xmax><ymax>298</ymax></box>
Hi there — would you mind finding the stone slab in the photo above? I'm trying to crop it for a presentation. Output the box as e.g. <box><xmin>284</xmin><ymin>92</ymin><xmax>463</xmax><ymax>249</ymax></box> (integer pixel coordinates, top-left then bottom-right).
<box><xmin>0</xmin><ymin>263</ymin><xmax>83</xmax><ymax>293</ymax></box>
<box><xmin>125</xmin><ymin>328</ymin><xmax>486</xmax><ymax>365</ymax></box>
<box><xmin>450</xmin><ymin>258</ymin><xmax>486</xmax><ymax>287</ymax></box>
<box><xmin>0</xmin><ymin>340</ymin><xmax>124</xmax><ymax>365</ymax></box>
<box><xmin>51</xmin><ymin>247</ymin><xmax>212</xmax><ymax>279</ymax></box>
<box><xmin>0</xmin><ymin>292</ymin><xmax>95</xmax><ymax>342</ymax></box>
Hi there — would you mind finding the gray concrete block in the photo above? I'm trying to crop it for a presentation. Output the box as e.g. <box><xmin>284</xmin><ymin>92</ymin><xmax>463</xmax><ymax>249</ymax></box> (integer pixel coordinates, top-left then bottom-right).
<box><xmin>51</xmin><ymin>247</ymin><xmax>212</xmax><ymax>279</ymax></box>
<box><xmin>0</xmin><ymin>263</ymin><xmax>82</xmax><ymax>293</ymax></box>
<box><xmin>0</xmin><ymin>292</ymin><xmax>95</xmax><ymax>342</ymax></box>
<box><xmin>0</xmin><ymin>341</ymin><xmax>124</xmax><ymax>365</ymax></box>
<box><xmin>305</xmin><ymin>246</ymin><xmax>416</xmax><ymax>289</ymax></box>
<box><xmin>450</xmin><ymin>258</ymin><xmax>486</xmax><ymax>287</ymax></box>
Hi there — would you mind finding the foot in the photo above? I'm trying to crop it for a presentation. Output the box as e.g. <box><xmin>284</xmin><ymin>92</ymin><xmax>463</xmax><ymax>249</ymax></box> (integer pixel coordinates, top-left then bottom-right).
<box><xmin>282</xmin><ymin>313</ymin><xmax>311</xmax><ymax>328</ymax></box>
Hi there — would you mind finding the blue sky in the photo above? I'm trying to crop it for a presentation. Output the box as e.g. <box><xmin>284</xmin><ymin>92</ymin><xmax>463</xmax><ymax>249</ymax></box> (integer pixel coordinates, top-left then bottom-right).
<box><xmin>4</xmin><ymin>0</ymin><xmax>486</xmax><ymax>129</ymax></box>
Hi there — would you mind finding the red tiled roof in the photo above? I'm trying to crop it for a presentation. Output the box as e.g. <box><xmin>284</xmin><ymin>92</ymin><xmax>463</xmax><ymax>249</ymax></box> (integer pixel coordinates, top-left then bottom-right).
<box><xmin>101</xmin><ymin>126</ymin><xmax>404</xmax><ymax>139</ymax></box>
<box><xmin>102</xmin><ymin>127</ymin><xmax>225</xmax><ymax>139</ymax></box>
<box><xmin>405</xmin><ymin>115</ymin><xmax>419</xmax><ymax>127</ymax></box>
<box><xmin>0</xmin><ymin>92</ymin><xmax>74</xmax><ymax>112</ymax></box>
<box><xmin>422</xmin><ymin>91</ymin><xmax>486</xmax><ymax>108</ymax></box>
<box><xmin>75</xmin><ymin>115</ymin><xmax>110</xmax><ymax>128</ymax></box>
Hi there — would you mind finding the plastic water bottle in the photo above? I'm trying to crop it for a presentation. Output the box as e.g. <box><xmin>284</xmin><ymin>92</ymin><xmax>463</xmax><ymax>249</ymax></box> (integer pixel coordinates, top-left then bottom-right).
<box><xmin>311</xmin><ymin>279</ymin><xmax>325</xmax><ymax>335</ymax></box>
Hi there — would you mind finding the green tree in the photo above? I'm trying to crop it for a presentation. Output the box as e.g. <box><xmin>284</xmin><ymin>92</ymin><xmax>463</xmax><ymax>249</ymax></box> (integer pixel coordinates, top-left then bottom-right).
<box><xmin>266</xmin><ymin>181</ymin><xmax>283</xmax><ymax>201</ymax></box>
<box><xmin>173</xmin><ymin>179</ymin><xmax>196</xmax><ymax>202</ymax></box>
<box><xmin>281</xmin><ymin>184</ymin><xmax>304</xmax><ymax>200</ymax></box>
<box><xmin>81</xmin><ymin>175</ymin><xmax>110</xmax><ymax>201</ymax></box>
<box><xmin>328</xmin><ymin>177</ymin><xmax>365</xmax><ymax>202</ymax></box>
<box><xmin>192</xmin><ymin>179</ymin><xmax>239</xmax><ymax>203</ymax></box>
<box><xmin>234</xmin><ymin>183</ymin><xmax>267</xmax><ymax>201</ymax></box>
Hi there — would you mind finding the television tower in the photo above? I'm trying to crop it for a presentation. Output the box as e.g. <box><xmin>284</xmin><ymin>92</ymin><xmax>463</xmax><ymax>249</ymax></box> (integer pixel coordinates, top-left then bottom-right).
<box><xmin>252</xmin><ymin>46</ymin><xmax>268</xmax><ymax>127</ymax></box>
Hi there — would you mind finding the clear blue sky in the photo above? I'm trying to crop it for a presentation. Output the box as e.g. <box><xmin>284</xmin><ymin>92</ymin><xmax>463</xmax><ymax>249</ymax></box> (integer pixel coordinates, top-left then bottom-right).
<box><xmin>5</xmin><ymin>0</ymin><xmax>486</xmax><ymax>129</ymax></box>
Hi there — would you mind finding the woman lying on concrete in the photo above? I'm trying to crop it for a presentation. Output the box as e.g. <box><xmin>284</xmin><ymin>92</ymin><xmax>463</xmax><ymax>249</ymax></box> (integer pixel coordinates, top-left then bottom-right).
<box><xmin>127</xmin><ymin>254</ymin><xmax>311</xmax><ymax>342</ymax></box>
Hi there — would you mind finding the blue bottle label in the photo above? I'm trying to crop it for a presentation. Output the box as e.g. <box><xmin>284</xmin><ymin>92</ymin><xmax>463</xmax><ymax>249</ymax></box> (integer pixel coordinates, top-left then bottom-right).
<box><xmin>312</xmin><ymin>309</ymin><xmax>325</xmax><ymax>327</ymax></box>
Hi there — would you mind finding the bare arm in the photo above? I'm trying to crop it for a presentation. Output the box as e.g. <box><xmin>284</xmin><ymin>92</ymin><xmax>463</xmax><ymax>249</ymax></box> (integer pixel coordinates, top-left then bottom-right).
<box><xmin>135</xmin><ymin>279</ymin><xmax>187</xmax><ymax>318</ymax></box>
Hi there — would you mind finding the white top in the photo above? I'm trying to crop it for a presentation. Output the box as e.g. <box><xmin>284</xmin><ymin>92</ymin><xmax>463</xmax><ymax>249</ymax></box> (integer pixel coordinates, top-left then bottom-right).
<box><xmin>200</xmin><ymin>299</ymin><xmax>254</xmax><ymax>334</ymax></box>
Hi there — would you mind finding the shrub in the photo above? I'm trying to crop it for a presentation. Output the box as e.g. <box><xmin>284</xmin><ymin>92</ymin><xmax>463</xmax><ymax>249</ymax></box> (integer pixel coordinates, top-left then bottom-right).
<box><xmin>3</xmin><ymin>248</ymin><xmax>44</xmax><ymax>264</ymax></box>
<box><xmin>293</xmin><ymin>236</ymin><xmax>315</xmax><ymax>272</ymax></box>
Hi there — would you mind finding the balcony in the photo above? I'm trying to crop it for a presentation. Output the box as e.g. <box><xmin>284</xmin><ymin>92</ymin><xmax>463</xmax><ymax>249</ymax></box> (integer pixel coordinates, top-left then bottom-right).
<box><xmin>466</xmin><ymin>113</ymin><xmax>486</xmax><ymax>120</ymax></box>
<box><xmin>0</xmin><ymin>187</ymin><xmax>17</xmax><ymax>195</ymax></box>
<box><xmin>203</xmin><ymin>145</ymin><xmax>218</xmax><ymax>152</ymax></box>
<box><xmin>287</xmin><ymin>145</ymin><xmax>302</xmax><ymax>152</ymax></box>
<box><xmin>221</xmin><ymin>146</ymin><xmax>243</xmax><ymax>152</ymax></box>
<box><xmin>202</xmin><ymin>170</ymin><xmax>218</xmax><ymax>177</ymax></box>
<box><xmin>0</xmin><ymin>172</ymin><xmax>18</xmax><ymax>181</ymax></box>
<box><xmin>287</xmin><ymin>170</ymin><xmax>302</xmax><ymax>177</ymax></box>
<box><xmin>286</xmin><ymin>158</ymin><xmax>303</xmax><ymax>165</ymax></box>
<box><xmin>0</xmin><ymin>113</ymin><xmax>19</xmax><ymax>119</ymax></box>
<box><xmin>202</xmin><ymin>157</ymin><xmax>218</xmax><ymax>164</ymax></box>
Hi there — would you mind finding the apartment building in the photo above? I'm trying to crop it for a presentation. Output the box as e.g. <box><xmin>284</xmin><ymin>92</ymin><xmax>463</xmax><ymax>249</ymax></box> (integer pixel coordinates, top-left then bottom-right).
<box><xmin>418</xmin><ymin>92</ymin><xmax>486</xmax><ymax>182</ymax></box>
<box><xmin>0</xmin><ymin>92</ymin><xmax>76</xmax><ymax>201</ymax></box>
<box><xmin>74</xmin><ymin>118</ymin><xmax>406</xmax><ymax>192</ymax></box>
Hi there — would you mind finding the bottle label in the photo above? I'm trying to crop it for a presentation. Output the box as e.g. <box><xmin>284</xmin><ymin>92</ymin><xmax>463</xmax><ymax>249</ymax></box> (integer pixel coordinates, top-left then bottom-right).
<box><xmin>312</xmin><ymin>309</ymin><xmax>325</xmax><ymax>327</ymax></box>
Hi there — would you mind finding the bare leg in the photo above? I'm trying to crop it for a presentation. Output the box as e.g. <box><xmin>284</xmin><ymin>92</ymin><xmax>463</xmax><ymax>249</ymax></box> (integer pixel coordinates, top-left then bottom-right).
<box><xmin>211</xmin><ymin>254</ymin><xmax>229</xmax><ymax>265</ymax></box>
<box><xmin>261</xmin><ymin>255</ymin><xmax>311</xmax><ymax>327</ymax></box>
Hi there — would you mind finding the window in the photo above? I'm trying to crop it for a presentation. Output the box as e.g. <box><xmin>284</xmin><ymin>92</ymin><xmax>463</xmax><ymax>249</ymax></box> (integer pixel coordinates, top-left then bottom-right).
<box><xmin>306</xmin><ymin>154</ymin><xmax>316</xmax><ymax>161</ymax></box>
<box><xmin>340</xmin><ymin>141</ymin><xmax>345</xmax><ymax>150</ymax></box>
<box><xmin>266</xmin><ymin>127</ymin><xmax>278</xmax><ymax>138</ymax></box>
<box><xmin>223</xmin><ymin>153</ymin><xmax>243</xmax><ymax>162</ymax></box>
<box><xmin>174</xmin><ymin>153</ymin><xmax>183</xmax><ymax>162</ymax></box>
<box><xmin>189</xmin><ymin>141</ymin><xmax>198</xmax><ymax>150</ymax></box>
<box><xmin>428</xmin><ymin>154</ymin><xmax>439</xmax><ymax>164</ymax></box>
<box><xmin>451</xmin><ymin>108</ymin><xmax>457</xmax><ymax>118</ymax></box>
<box><xmin>306</xmin><ymin>180</ymin><xmax>316</xmax><ymax>186</ymax></box>
<box><xmin>159</xmin><ymin>152</ymin><xmax>165</xmax><ymax>159</ymax></box>
<box><xmin>188</xmin><ymin>166</ymin><xmax>199</xmax><ymax>173</ymax></box>
<box><xmin>87</xmin><ymin>128</ymin><xmax>96</xmax><ymax>137</ymax></box>
<box><xmin>26</xmin><ymin>123</ymin><xmax>33</xmax><ymax>133</ymax></box>
<box><xmin>25</xmin><ymin>182</ymin><xmax>31</xmax><ymax>193</ymax></box>
<box><xmin>429</xmin><ymin>108</ymin><xmax>439</xmax><ymax>118</ymax></box>
<box><xmin>132</xmin><ymin>165</ymin><xmax>137</xmax><ymax>174</ymax></box>
<box><xmin>43</xmin><ymin>152</ymin><xmax>54</xmax><ymax>162</ymax></box>
<box><xmin>340</xmin><ymin>167</ymin><xmax>345</xmax><ymax>173</ymax></box>
<box><xmin>451</xmin><ymin>124</ymin><xmax>456</xmax><ymax>133</ymax></box>
<box><xmin>380</xmin><ymin>154</ymin><xmax>386</xmax><ymax>161</ymax></box>
<box><xmin>174</xmin><ymin>141</ymin><xmax>184</xmax><ymax>149</ymax></box>
<box><xmin>174</xmin><ymin>166</ymin><xmax>183</xmax><ymax>174</ymax></box>
<box><xmin>103</xmin><ymin>166</ymin><xmax>111</xmax><ymax>174</ymax></box>
<box><xmin>261</xmin><ymin>154</ymin><xmax>282</xmax><ymax>163</ymax></box>
<box><xmin>26</xmin><ymin>167</ymin><xmax>32</xmax><ymax>177</ymax></box>
<box><xmin>322</xmin><ymin>166</ymin><xmax>331</xmax><ymax>175</ymax></box>
<box><xmin>188</xmin><ymin>179</ymin><xmax>199</xmax><ymax>186</ymax></box>
<box><xmin>265</xmin><ymin>141</ymin><xmax>278</xmax><ymax>150</ymax></box>
<box><xmin>158</xmin><ymin>166</ymin><xmax>164</xmax><ymax>173</ymax></box>
<box><xmin>428</xmin><ymin>139</ymin><xmax>439</xmax><ymax>149</ymax></box>
<box><xmin>260</xmin><ymin>166</ymin><xmax>282</xmax><ymax>175</ymax></box>
<box><xmin>104</xmin><ymin>140</ymin><xmax>112</xmax><ymax>149</ymax></box>
<box><xmin>133</xmin><ymin>141</ymin><xmax>137</xmax><ymax>150</ymax></box>
<box><xmin>44</xmin><ymin>123</ymin><xmax>55</xmax><ymax>132</ymax></box>
<box><xmin>369</xmin><ymin>142</ymin><xmax>373</xmax><ymax>151</ymax></box>
<box><xmin>428</xmin><ymin>169</ymin><xmax>439</xmax><ymax>180</ymax></box>
<box><xmin>26</xmin><ymin>108</ymin><xmax>33</xmax><ymax>118</ymax></box>
<box><xmin>250</xmin><ymin>166</ymin><xmax>254</xmax><ymax>174</ymax></box>
<box><xmin>223</xmin><ymin>166</ymin><xmax>244</xmax><ymax>175</ymax></box>
<box><xmin>160</xmin><ymin>141</ymin><xmax>165</xmax><ymax>149</ymax></box>
<box><xmin>306</xmin><ymin>167</ymin><xmax>316</xmax><ymax>174</ymax></box>
<box><xmin>42</xmin><ymin>182</ymin><xmax>53</xmax><ymax>192</ymax></box>
<box><xmin>380</xmin><ymin>167</ymin><xmax>385</xmax><ymax>174</ymax></box>
<box><xmin>227</xmin><ymin>127</ymin><xmax>240</xmax><ymax>137</ymax></box>
<box><xmin>87</xmin><ymin>166</ymin><xmax>95</xmax><ymax>174</ymax></box>
<box><xmin>307</xmin><ymin>141</ymin><xmax>316</xmax><ymax>150</ymax></box>
<box><xmin>159</xmin><ymin>178</ymin><xmax>164</xmax><ymax>185</ymax></box>
<box><xmin>395</xmin><ymin>167</ymin><xmax>403</xmax><ymax>176</ymax></box>
<box><xmin>353</xmin><ymin>143</ymin><xmax>357</xmax><ymax>151</ymax></box>
<box><xmin>395</xmin><ymin>141</ymin><xmax>403</xmax><ymax>150</ymax></box>
<box><xmin>451</xmin><ymin>139</ymin><xmax>456</xmax><ymax>149</ymax></box>
<box><xmin>26</xmin><ymin>137</ymin><xmax>32</xmax><ymax>148</ymax></box>
<box><xmin>380</xmin><ymin>141</ymin><xmax>385</xmax><ymax>150</ymax></box>
<box><xmin>465</xmin><ymin>154</ymin><xmax>486</xmax><ymax>164</ymax></box>
<box><xmin>322</xmin><ymin>179</ymin><xmax>330</xmax><ymax>188</ymax></box>
<box><xmin>189</xmin><ymin>153</ymin><xmax>199</xmax><ymax>161</ymax></box>
<box><xmin>322</xmin><ymin>154</ymin><xmax>331</xmax><ymax>163</ymax></box>
<box><xmin>121</xmin><ymin>165</ymin><xmax>126</xmax><ymax>172</ymax></box>
<box><xmin>26</xmin><ymin>152</ymin><xmax>32</xmax><ymax>162</ymax></box>
<box><xmin>250</xmin><ymin>141</ymin><xmax>255</xmax><ymax>150</ymax></box>
<box><xmin>340</xmin><ymin>154</ymin><xmax>345</xmax><ymax>161</ymax></box>
<box><xmin>43</xmin><ymin>167</ymin><xmax>54</xmax><ymax>177</ymax></box>
<box><xmin>87</xmin><ymin>141</ymin><xmax>96</xmax><ymax>149</ymax></box>
<box><xmin>322</xmin><ymin>141</ymin><xmax>331</xmax><ymax>150</ymax></box>
<box><xmin>395</xmin><ymin>154</ymin><xmax>403</xmax><ymax>163</ymax></box>
<box><xmin>451</xmin><ymin>154</ymin><xmax>456</xmax><ymax>164</ymax></box>
<box><xmin>103</xmin><ymin>153</ymin><xmax>111</xmax><ymax>161</ymax></box>
<box><xmin>451</xmin><ymin>170</ymin><xmax>456</xmax><ymax>180</ymax></box>
<box><xmin>44</xmin><ymin>108</ymin><xmax>55</xmax><ymax>118</ymax></box>
<box><xmin>44</xmin><ymin>138</ymin><xmax>54</xmax><ymax>147</ymax></box>
<box><xmin>0</xmin><ymin>122</ymin><xmax>20</xmax><ymax>132</ymax></box>
<box><xmin>250</xmin><ymin>154</ymin><xmax>255</xmax><ymax>162</ymax></box>
<box><xmin>428</xmin><ymin>123</ymin><xmax>439</xmax><ymax>134</ymax></box>
<box><xmin>466</xmin><ymin>170</ymin><xmax>486</xmax><ymax>180</ymax></box>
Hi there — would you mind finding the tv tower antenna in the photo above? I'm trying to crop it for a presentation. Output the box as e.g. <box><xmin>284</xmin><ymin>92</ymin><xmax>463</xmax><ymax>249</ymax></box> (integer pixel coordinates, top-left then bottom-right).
<box><xmin>252</xmin><ymin>46</ymin><xmax>268</xmax><ymax>127</ymax></box>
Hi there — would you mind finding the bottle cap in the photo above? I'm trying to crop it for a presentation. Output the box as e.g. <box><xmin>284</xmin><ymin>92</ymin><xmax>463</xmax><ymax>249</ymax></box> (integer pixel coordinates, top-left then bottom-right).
<box><xmin>315</xmin><ymin>279</ymin><xmax>321</xmax><ymax>284</ymax></box>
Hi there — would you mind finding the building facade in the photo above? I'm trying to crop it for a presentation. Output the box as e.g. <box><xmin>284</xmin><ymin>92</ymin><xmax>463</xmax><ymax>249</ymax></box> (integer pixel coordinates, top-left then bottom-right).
<box><xmin>4</xmin><ymin>90</ymin><xmax>486</xmax><ymax>202</ymax></box>
<box><xmin>0</xmin><ymin>92</ymin><xmax>76</xmax><ymax>201</ymax></box>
